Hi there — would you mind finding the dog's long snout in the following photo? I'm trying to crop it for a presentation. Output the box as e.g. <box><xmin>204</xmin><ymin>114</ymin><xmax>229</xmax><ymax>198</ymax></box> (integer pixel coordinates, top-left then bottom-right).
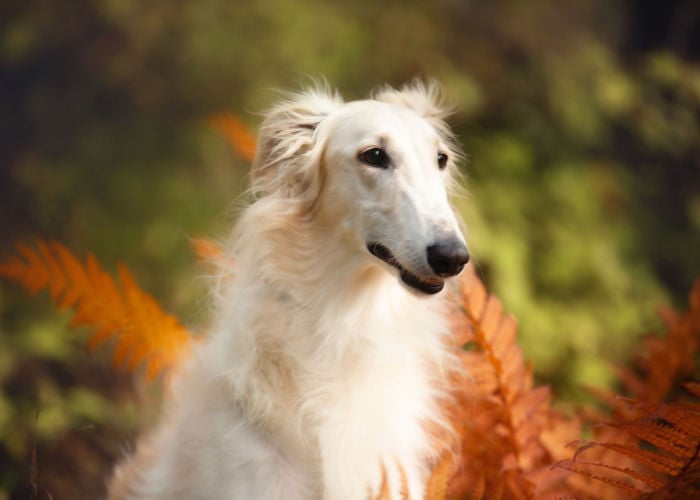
<box><xmin>427</xmin><ymin>239</ymin><xmax>469</xmax><ymax>277</ymax></box>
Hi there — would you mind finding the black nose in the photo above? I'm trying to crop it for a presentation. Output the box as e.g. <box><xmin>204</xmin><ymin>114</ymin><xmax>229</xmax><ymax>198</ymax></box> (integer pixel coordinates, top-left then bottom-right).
<box><xmin>427</xmin><ymin>240</ymin><xmax>469</xmax><ymax>277</ymax></box>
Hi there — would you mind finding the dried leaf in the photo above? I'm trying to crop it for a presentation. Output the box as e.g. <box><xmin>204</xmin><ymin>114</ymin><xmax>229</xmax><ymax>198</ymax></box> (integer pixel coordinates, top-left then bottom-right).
<box><xmin>208</xmin><ymin>113</ymin><xmax>257</xmax><ymax>163</ymax></box>
<box><xmin>556</xmin><ymin>459</ymin><xmax>647</xmax><ymax>496</ymax></box>
<box><xmin>0</xmin><ymin>240</ymin><xmax>194</xmax><ymax>381</ymax></box>
<box><xmin>440</xmin><ymin>265</ymin><xmax>580</xmax><ymax>498</ymax></box>
<box><xmin>425</xmin><ymin>454</ymin><xmax>451</xmax><ymax>500</ymax></box>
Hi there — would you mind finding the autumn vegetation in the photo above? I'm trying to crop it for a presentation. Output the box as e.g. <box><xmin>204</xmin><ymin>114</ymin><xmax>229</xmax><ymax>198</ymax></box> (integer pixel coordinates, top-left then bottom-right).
<box><xmin>1</xmin><ymin>1</ymin><xmax>699</xmax><ymax>498</ymax></box>
<box><xmin>1</xmin><ymin>235</ymin><xmax>698</xmax><ymax>498</ymax></box>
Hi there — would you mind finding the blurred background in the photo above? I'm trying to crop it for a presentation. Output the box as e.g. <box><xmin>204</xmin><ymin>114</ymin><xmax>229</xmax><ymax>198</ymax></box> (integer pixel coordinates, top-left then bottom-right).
<box><xmin>1</xmin><ymin>0</ymin><xmax>699</xmax><ymax>497</ymax></box>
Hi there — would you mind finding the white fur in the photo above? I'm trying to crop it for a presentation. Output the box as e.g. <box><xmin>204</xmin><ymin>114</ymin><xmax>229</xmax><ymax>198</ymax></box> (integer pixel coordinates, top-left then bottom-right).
<box><xmin>108</xmin><ymin>81</ymin><xmax>468</xmax><ymax>500</ymax></box>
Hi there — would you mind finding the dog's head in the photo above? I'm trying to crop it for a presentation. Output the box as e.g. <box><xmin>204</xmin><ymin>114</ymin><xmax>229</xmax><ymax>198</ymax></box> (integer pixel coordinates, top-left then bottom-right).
<box><xmin>252</xmin><ymin>81</ymin><xmax>468</xmax><ymax>295</ymax></box>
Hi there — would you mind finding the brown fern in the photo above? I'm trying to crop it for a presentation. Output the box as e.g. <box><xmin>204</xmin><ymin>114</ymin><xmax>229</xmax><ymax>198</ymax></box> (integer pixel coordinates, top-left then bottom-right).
<box><xmin>557</xmin><ymin>392</ymin><xmax>700</xmax><ymax>497</ymax></box>
<box><xmin>8</xmin><ymin>234</ymin><xmax>699</xmax><ymax>497</ymax></box>
<box><xmin>208</xmin><ymin>113</ymin><xmax>258</xmax><ymax>163</ymax></box>
<box><xmin>372</xmin><ymin>462</ymin><xmax>392</xmax><ymax>500</ymax></box>
<box><xmin>618</xmin><ymin>278</ymin><xmax>700</xmax><ymax>405</ymax></box>
<box><xmin>394</xmin><ymin>458</ymin><xmax>411</xmax><ymax>500</ymax></box>
<box><xmin>431</xmin><ymin>265</ymin><xmax>581</xmax><ymax>499</ymax></box>
<box><xmin>558</xmin><ymin>279</ymin><xmax>700</xmax><ymax>498</ymax></box>
<box><xmin>0</xmin><ymin>240</ymin><xmax>194</xmax><ymax>380</ymax></box>
<box><xmin>424</xmin><ymin>454</ymin><xmax>452</xmax><ymax>500</ymax></box>
<box><xmin>190</xmin><ymin>237</ymin><xmax>236</xmax><ymax>275</ymax></box>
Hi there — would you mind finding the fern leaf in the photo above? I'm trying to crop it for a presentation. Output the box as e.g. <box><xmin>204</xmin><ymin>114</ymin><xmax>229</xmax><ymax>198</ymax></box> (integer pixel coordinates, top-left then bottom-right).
<box><xmin>684</xmin><ymin>382</ymin><xmax>700</xmax><ymax>399</ymax></box>
<box><xmin>571</xmin><ymin>456</ymin><xmax>665</xmax><ymax>489</ymax></box>
<box><xmin>471</xmin><ymin>473</ymin><xmax>486</xmax><ymax>500</ymax></box>
<box><xmin>425</xmin><ymin>454</ymin><xmax>451</xmax><ymax>500</ymax></box>
<box><xmin>591</xmin><ymin>441</ymin><xmax>685</xmax><ymax>475</ymax></box>
<box><xmin>610</xmin><ymin>420</ymin><xmax>695</xmax><ymax>457</ymax></box>
<box><xmin>15</xmin><ymin>242</ymin><xmax>51</xmax><ymax>294</ymax></box>
<box><xmin>190</xmin><ymin>237</ymin><xmax>236</xmax><ymax>273</ymax></box>
<box><xmin>443</xmin><ymin>265</ymin><xmax>580</xmax><ymax>498</ymax></box>
<box><xmin>654</xmin><ymin>453</ymin><xmax>700</xmax><ymax>498</ymax></box>
<box><xmin>561</xmin><ymin>383</ymin><xmax>700</xmax><ymax>497</ymax></box>
<box><xmin>654</xmin><ymin>402</ymin><xmax>700</xmax><ymax>433</ymax></box>
<box><xmin>461</xmin><ymin>269</ymin><xmax>488</xmax><ymax>319</ymax></box>
<box><xmin>556</xmin><ymin>459</ymin><xmax>647</xmax><ymax>496</ymax></box>
<box><xmin>37</xmin><ymin>239</ymin><xmax>66</xmax><ymax>301</ymax></box>
<box><xmin>0</xmin><ymin>240</ymin><xmax>194</xmax><ymax>381</ymax></box>
<box><xmin>191</xmin><ymin>237</ymin><xmax>226</xmax><ymax>263</ymax></box>
<box><xmin>51</xmin><ymin>241</ymin><xmax>90</xmax><ymax>309</ymax></box>
<box><xmin>555</xmin><ymin>277</ymin><xmax>700</xmax><ymax>497</ymax></box>
<box><xmin>392</xmin><ymin>458</ymin><xmax>410</xmax><ymax>500</ymax></box>
<box><xmin>372</xmin><ymin>461</ymin><xmax>391</xmax><ymax>500</ymax></box>
<box><xmin>478</xmin><ymin>296</ymin><xmax>504</xmax><ymax>346</ymax></box>
<box><xmin>625</xmin><ymin>278</ymin><xmax>700</xmax><ymax>405</ymax></box>
<box><xmin>208</xmin><ymin>113</ymin><xmax>257</xmax><ymax>163</ymax></box>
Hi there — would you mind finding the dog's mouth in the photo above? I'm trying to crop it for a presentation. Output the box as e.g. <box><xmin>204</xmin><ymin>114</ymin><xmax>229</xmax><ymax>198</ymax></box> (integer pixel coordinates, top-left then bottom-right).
<box><xmin>366</xmin><ymin>242</ymin><xmax>444</xmax><ymax>295</ymax></box>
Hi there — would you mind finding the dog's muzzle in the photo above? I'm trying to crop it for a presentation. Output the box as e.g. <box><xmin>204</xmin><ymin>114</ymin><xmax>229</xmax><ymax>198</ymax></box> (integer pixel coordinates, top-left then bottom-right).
<box><xmin>367</xmin><ymin>240</ymin><xmax>469</xmax><ymax>295</ymax></box>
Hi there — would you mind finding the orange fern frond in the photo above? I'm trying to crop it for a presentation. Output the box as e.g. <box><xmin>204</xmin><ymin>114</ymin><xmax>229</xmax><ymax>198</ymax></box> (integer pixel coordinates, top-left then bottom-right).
<box><xmin>190</xmin><ymin>237</ymin><xmax>226</xmax><ymax>263</ymax></box>
<box><xmin>434</xmin><ymin>265</ymin><xmax>581</xmax><ymax>499</ymax></box>
<box><xmin>559</xmin><ymin>386</ymin><xmax>700</xmax><ymax>497</ymax></box>
<box><xmin>394</xmin><ymin>458</ymin><xmax>410</xmax><ymax>500</ymax></box>
<box><xmin>582</xmin><ymin>440</ymin><xmax>686</xmax><ymax>475</ymax></box>
<box><xmin>372</xmin><ymin>462</ymin><xmax>391</xmax><ymax>500</ymax></box>
<box><xmin>555</xmin><ymin>458</ymin><xmax>649</xmax><ymax>496</ymax></box>
<box><xmin>619</xmin><ymin>277</ymin><xmax>700</xmax><ymax>405</ymax></box>
<box><xmin>190</xmin><ymin>237</ymin><xmax>236</xmax><ymax>274</ymax></box>
<box><xmin>208</xmin><ymin>113</ymin><xmax>257</xmax><ymax>163</ymax></box>
<box><xmin>554</xmin><ymin>277</ymin><xmax>700</xmax><ymax>498</ymax></box>
<box><xmin>424</xmin><ymin>454</ymin><xmax>452</xmax><ymax>500</ymax></box>
<box><xmin>368</xmin><ymin>460</ymin><xmax>412</xmax><ymax>500</ymax></box>
<box><xmin>0</xmin><ymin>240</ymin><xmax>194</xmax><ymax>381</ymax></box>
<box><xmin>685</xmin><ymin>381</ymin><xmax>700</xmax><ymax>399</ymax></box>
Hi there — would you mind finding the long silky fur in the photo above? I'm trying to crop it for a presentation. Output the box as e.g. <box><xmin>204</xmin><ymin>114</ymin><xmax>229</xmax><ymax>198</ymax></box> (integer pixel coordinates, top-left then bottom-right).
<box><xmin>108</xmin><ymin>80</ymin><xmax>466</xmax><ymax>500</ymax></box>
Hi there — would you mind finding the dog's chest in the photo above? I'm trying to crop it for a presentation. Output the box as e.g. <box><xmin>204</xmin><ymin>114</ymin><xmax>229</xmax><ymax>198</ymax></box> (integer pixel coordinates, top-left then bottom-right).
<box><xmin>294</xmin><ymin>326</ymin><xmax>438</xmax><ymax>454</ymax></box>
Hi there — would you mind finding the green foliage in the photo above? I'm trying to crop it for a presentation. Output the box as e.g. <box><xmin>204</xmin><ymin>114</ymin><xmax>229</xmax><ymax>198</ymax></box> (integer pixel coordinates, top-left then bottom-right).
<box><xmin>456</xmin><ymin>39</ymin><xmax>700</xmax><ymax>398</ymax></box>
<box><xmin>1</xmin><ymin>0</ymin><xmax>698</xmax><ymax>497</ymax></box>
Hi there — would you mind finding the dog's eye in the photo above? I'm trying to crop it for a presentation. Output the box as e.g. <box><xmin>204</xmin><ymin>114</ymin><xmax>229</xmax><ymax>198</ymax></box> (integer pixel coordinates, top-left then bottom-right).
<box><xmin>437</xmin><ymin>153</ymin><xmax>448</xmax><ymax>170</ymax></box>
<box><xmin>359</xmin><ymin>148</ymin><xmax>390</xmax><ymax>168</ymax></box>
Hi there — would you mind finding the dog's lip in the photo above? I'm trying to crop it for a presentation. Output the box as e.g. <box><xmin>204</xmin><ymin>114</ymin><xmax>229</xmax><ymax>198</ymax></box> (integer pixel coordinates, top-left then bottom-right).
<box><xmin>366</xmin><ymin>242</ymin><xmax>444</xmax><ymax>295</ymax></box>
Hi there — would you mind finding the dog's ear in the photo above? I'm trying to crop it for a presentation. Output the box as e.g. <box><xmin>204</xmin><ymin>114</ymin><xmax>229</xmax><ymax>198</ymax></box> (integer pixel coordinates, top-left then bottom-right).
<box><xmin>251</xmin><ymin>86</ymin><xmax>343</xmax><ymax>205</ymax></box>
<box><xmin>373</xmin><ymin>79</ymin><xmax>453</xmax><ymax>122</ymax></box>
<box><xmin>374</xmin><ymin>79</ymin><xmax>462</xmax><ymax>169</ymax></box>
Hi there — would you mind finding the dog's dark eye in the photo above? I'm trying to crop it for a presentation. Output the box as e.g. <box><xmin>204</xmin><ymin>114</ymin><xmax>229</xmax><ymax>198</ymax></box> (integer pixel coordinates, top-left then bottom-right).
<box><xmin>359</xmin><ymin>148</ymin><xmax>390</xmax><ymax>168</ymax></box>
<box><xmin>437</xmin><ymin>153</ymin><xmax>448</xmax><ymax>170</ymax></box>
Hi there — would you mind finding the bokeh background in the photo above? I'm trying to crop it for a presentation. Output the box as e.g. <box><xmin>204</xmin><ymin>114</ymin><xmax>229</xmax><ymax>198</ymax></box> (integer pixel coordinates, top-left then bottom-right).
<box><xmin>1</xmin><ymin>0</ymin><xmax>699</xmax><ymax>497</ymax></box>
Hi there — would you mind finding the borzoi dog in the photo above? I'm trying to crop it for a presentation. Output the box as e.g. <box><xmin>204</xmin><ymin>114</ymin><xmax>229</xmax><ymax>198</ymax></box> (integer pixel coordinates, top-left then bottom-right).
<box><xmin>108</xmin><ymin>81</ymin><xmax>469</xmax><ymax>499</ymax></box>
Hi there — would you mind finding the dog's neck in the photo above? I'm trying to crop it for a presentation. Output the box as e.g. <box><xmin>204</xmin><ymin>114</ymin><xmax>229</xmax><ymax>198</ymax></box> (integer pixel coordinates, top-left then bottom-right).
<box><xmin>228</xmin><ymin>198</ymin><xmax>442</xmax><ymax>342</ymax></box>
<box><xmin>236</xmin><ymin>201</ymin><xmax>390</xmax><ymax>299</ymax></box>
<box><xmin>209</xmin><ymin>197</ymin><xmax>452</xmax><ymax>437</ymax></box>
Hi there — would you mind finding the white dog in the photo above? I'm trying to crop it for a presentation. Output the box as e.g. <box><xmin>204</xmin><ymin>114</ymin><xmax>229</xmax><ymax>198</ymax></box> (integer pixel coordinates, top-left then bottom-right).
<box><xmin>108</xmin><ymin>81</ymin><xmax>469</xmax><ymax>500</ymax></box>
